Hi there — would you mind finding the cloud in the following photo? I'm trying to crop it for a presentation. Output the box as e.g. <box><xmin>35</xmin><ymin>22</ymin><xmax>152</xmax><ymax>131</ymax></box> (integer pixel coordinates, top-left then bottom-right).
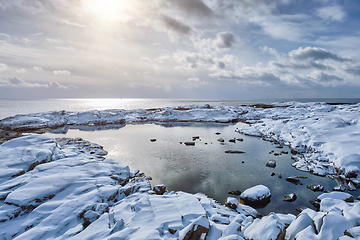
<box><xmin>0</xmin><ymin>63</ymin><xmax>9</xmax><ymax>71</ymax></box>
<box><xmin>53</xmin><ymin>70</ymin><xmax>71</xmax><ymax>75</ymax></box>
<box><xmin>46</xmin><ymin>38</ymin><xmax>63</xmax><ymax>44</ymax></box>
<box><xmin>188</xmin><ymin>77</ymin><xmax>199</xmax><ymax>82</ymax></box>
<box><xmin>33</xmin><ymin>66</ymin><xmax>43</xmax><ymax>71</ymax></box>
<box><xmin>161</xmin><ymin>15</ymin><xmax>192</xmax><ymax>35</ymax></box>
<box><xmin>60</xmin><ymin>19</ymin><xmax>86</xmax><ymax>28</ymax></box>
<box><xmin>166</xmin><ymin>0</ymin><xmax>213</xmax><ymax>18</ymax></box>
<box><xmin>289</xmin><ymin>47</ymin><xmax>351</xmax><ymax>62</ymax></box>
<box><xmin>0</xmin><ymin>77</ymin><xmax>77</xmax><ymax>89</ymax></box>
<box><xmin>214</xmin><ymin>32</ymin><xmax>237</xmax><ymax>49</ymax></box>
<box><xmin>317</xmin><ymin>5</ymin><xmax>346</xmax><ymax>22</ymax></box>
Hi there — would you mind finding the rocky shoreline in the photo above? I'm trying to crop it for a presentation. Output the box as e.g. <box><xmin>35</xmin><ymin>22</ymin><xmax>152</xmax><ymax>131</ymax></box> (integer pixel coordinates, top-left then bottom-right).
<box><xmin>0</xmin><ymin>135</ymin><xmax>359</xmax><ymax>239</ymax></box>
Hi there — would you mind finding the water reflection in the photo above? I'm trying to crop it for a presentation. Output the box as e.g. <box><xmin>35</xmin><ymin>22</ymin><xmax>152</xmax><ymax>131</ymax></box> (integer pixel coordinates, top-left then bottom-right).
<box><xmin>46</xmin><ymin>122</ymin><xmax>358</xmax><ymax>216</ymax></box>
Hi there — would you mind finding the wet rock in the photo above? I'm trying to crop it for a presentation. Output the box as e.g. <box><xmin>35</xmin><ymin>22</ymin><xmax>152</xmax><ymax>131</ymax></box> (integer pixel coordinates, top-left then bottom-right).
<box><xmin>150</xmin><ymin>139</ymin><xmax>157</xmax><ymax>142</ymax></box>
<box><xmin>309</xmin><ymin>200</ymin><xmax>320</xmax><ymax>209</ymax></box>
<box><xmin>229</xmin><ymin>138</ymin><xmax>236</xmax><ymax>143</ymax></box>
<box><xmin>266</xmin><ymin>159</ymin><xmax>276</xmax><ymax>168</ymax></box>
<box><xmin>269</xmin><ymin>150</ymin><xmax>274</xmax><ymax>154</ymax></box>
<box><xmin>357</xmin><ymin>196</ymin><xmax>360</xmax><ymax>201</ymax></box>
<box><xmin>286</xmin><ymin>176</ymin><xmax>303</xmax><ymax>185</ymax></box>
<box><xmin>184</xmin><ymin>142</ymin><xmax>195</xmax><ymax>146</ymax></box>
<box><xmin>153</xmin><ymin>184</ymin><xmax>166</xmax><ymax>195</ymax></box>
<box><xmin>192</xmin><ymin>136</ymin><xmax>200</xmax><ymax>141</ymax></box>
<box><xmin>215</xmin><ymin>132</ymin><xmax>221</xmax><ymax>135</ymax></box>
<box><xmin>276</xmin><ymin>145</ymin><xmax>283</xmax><ymax>149</ymax></box>
<box><xmin>283</xmin><ymin>193</ymin><xmax>297</xmax><ymax>202</ymax></box>
<box><xmin>307</xmin><ymin>184</ymin><xmax>324</xmax><ymax>192</ymax></box>
<box><xmin>345</xmin><ymin>171</ymin><xmax>357</xmax><ymax>179</ymax></box>
<box><xmin>217</xmin><ymin>138</ymin><xmax>225</xmax><ymax>142</ymax></box>
<box><xmin>240</xmin><ymin>185</ymin><xmax>271</xmax><ymax>207</ymax></box>
<box><xmin>227</xmin><ymin>190</ymin><xmax>241</xmax><ymax>196</ymax></box>
<box><xmin>274</xmin><ymin>153</ymin><xmax>280</xmax><ymax>156</ymax></box>
<box><xmin>333</xmin><ymin>185</ymin><xmax>346</xmax><ymax>192</ymax></box>
<box><xmin>241</xmin><ymin>161</ymin><xmax>244</xmax><ymax>163</ymax></box>
<box><xmin>278</xmin><ymin>174</ymin><xmax>282</xmax><ymax>178</ymax></box>
<box><xmin>225</xmin><ymin>150</ymin><xmax>246</xmax><ymax>154</ymax></box>
<box><xmin>281</xmin><ymin>151</ymin><xmax>288</xmax><ymax>154</ymax></box>
<box><xmin>296</xmin><ymin>206</ymin><xmax>307</xmax><ymax>213</ymax></box>
<box><xmin>236</xmin><ymin>138</ymin><xmax>244</xmax><ymax>142</ymax></box>
<box><xmin>271</xmin><ymin>172</ymin><xmax>275</xmax><ymax>176</ymax></box>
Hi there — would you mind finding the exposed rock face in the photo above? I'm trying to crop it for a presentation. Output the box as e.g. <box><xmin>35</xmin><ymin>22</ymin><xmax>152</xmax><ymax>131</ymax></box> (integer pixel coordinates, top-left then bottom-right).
<box><xmin>179</xmin><ymin>215</ymin><xmax>210</xmax><ymax>240</ymax></box>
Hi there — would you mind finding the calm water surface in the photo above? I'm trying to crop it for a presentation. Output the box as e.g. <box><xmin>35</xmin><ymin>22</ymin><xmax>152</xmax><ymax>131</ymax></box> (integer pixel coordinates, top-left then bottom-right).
<box><xmin>46</xmin><ymin>122</ymin><xmax>353</xmax><ymax>216</ymax></box>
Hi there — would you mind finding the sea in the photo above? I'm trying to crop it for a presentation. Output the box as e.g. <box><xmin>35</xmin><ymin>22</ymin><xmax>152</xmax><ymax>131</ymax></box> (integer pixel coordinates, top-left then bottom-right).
<box><xmin>1</xmin><ymin>98</ymin><xmax>360</xmax><ymax>215</ymax></box>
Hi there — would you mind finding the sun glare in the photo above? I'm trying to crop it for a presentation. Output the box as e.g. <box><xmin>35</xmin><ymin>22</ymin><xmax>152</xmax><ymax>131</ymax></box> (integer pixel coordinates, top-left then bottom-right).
<box><xmin>83</xmin><ymin>0</ymin><xmax>132</xmax><ymax>22</ymax></box>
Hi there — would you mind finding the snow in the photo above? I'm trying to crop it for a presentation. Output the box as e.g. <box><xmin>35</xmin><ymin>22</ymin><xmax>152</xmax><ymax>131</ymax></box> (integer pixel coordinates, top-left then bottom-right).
<box><xmin>1</xmin><ymin>101</ymin><xmax>360</xmax><ymax>239</ymax></box>
<box><xmin>1</xmin><ymin>101</ymin><xmax>359</xmax><ymax>181</ymax></box>
<box><xmin>240</xmin><ymin>184</ymin><xmax>271</xmax><ymax>202</ymax></box>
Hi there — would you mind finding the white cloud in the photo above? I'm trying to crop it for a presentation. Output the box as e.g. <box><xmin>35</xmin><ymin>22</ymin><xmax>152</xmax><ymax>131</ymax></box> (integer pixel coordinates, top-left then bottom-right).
<box><xmin>15</xmin><ymin>68</ymin><xmax>26</xmax><ymax>73</ymax></box>
<box><xmin>188</xmin><ymin>77</ymin><xmax>199</xmax><ymax>82</ymax></box>
<box><xmin>0</xmin><ymin>63</ymin><xmax>9</xmax><ymax>71</ymax></box>
<box><xmin>46</xmin><ymin>38</ymin><xmax>63</xmax><ymax>44</ymax></box>
<box><xmin>60</xmin><ymin>19</ymin><xmax>86</xmax><ymax>28</ymax></box>
<box><xmin>0</xmin><ymin>77</ymin><xmax>77</xmax><ymax>89</ymax></box>
<box><xmin>53</xmin><ymin>70</ymin><xmax>71</xmax><ymax>75</ymax></box>
<box><xmin>33</xmin><ymin>66</ymin><xmax>43</xmax><ymax>71</ymax></box>
<box><xmin>317</xmin><ymin>5</ymin><xmax>346</xmax><ymax>22</ymax></box>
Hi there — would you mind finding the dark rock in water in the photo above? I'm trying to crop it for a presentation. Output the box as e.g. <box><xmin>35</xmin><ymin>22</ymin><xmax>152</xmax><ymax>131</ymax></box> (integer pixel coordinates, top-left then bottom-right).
<box><xmin>333</xmin><ymin>185</ymin><xmax>346</xmax><ymax>192</ymax></box>
<box><xmin>278</xmin><ymin>174</ymin><xmax>282</xmax><ymax>178</ymax></box>
<box><xmin>290</xmin><ymin>148</ymin><xmax>299</xmax><ymax>155</ymax></box>
<box><xmin>215</xmin><ymin>132</ymin><xmax>221</xmax><ymax>135</ymax></box>
<box><xmin>357</xmin><ymin>196</ymin><xmax>360</xmax><ymax>201</ymax></box>
<box><xmin>228</xmin><ymin>190</ymin><xmax>241</xmax><ymax>196</ymax></box>
<box><xmin>240</xmin><ymin>185</ymin><xmax>271</xmax><ymax>208</ymax></box>
<box><xmin>242</xmin><ymin>161</ymin><xmax>245</xmax><ymax>163</ymax></box>
<box><xmin>184</xmin><ymin>142</ymin><xmax>195</xmax><ymax>146</ymax></box>
<box><xmin>307</xmin><ymin>184</ymin><xmax>324</xmax><ymax>192</ymax></box>
<box><xmin>229</xmin><ymin>138</ymin><xmax>236</xmax><ymax>143</ymax></box>
<box><xmin>150</xmin><ymin>139</ymin><xmax>157</xmax><ymax>142</ymax></box>
<box><xmin>296</xmin><ymin>206</ymin><xmax>307</xmax><ymax>213</ymax></box>
<box><xmin>309</xmin><ymin>200</ymin><xmax>320</xmax><ymax>209</ymax></box>
<box><xmin>345</xmin><ymin>171</ymin><xmax>358</xmax><ymax>179</ymax></box>
<box><xmin>274</xmin><ymin>153</ymin><xmax>280</xmax><ymax>156</ymax></box>
<box><xmin>283</xmin><ymin>193</ymin><xmax>297</xmax><ymax>202</ymax></box>
<box><xmin>281</xmin><ymin>151</ymin><xmax>288</xmax><ymax>154</ymax></box>
<box><xmin>286</xmin><ymin>176</ymin><xmax>303</xmax><ymax>185</ymax></box>
<box><xmin>236</xmin><ymin>138</ymin><xmax>244</xmax><ymax>142</ymax></box>
<box><xmin>192</xmin><ymin>136</ymin><xmax>200</xmax><ymax>141</ymax></box>
<box><xmin>276</xmin><ymin>145</ymin><xmax>283</xmax><ymax>149</ymax></box>
<box><xmin>266</xmin><ymin>159</ymin><xmax>276</xmax><ymax>168</ymax></box>
<box><xmin>270</xmin><ymin>172</ymin><xmax>275</xmax><ymax>176</ymax></box>
<box><xmin>179</xmin><ymin>142</ymin><xmax>183</xmax><ymax>144</ymax></box>
<box><xmin>217</xmin><ymin>138</ymin><xmax>225</xmax><ymax>142</ymax></box>
<box><xmin>153</xmin><ymin>184</ymin><xmax>166</xmax><ymax>195</ymax></box>
<box><xmin>225</xmin><ymin>150</ymin><xmax>246</xmax><ymax>154</ymax></box>
<box><xmin>298</xmin><ymin>176</ymin><xmax>307</xmax><ymax>179</ymax></box>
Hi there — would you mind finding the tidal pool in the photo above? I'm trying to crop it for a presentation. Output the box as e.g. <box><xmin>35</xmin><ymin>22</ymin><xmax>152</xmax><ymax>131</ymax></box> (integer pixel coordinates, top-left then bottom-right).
<box><xmin>46</xmin><ymin>122</ymin><xmax>355</xmax><ymax>215</ymax></box>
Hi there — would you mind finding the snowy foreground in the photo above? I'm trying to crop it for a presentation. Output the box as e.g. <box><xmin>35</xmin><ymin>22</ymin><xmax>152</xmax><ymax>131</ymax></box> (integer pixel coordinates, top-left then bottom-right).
<box><xmin>1</xmin><ymin>101</ymin><xmax>360</xmax><ymax>181</ymax></box>
<box><xmin>1</xmin><ymin>135</ymin><xmax>360</xmax><ymax>240</ymax></box>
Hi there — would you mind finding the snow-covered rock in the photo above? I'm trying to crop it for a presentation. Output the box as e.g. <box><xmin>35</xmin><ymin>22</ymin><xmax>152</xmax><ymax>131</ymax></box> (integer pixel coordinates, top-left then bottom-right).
<box><xmin>240</xmin><ymin>185</ymin><xmax>271</xmax><ymax>203</ymax></box>
<box><xmin>244</xmin><ymin>212</ymin><xmax>286</xmax><ymax>240</ymax></box>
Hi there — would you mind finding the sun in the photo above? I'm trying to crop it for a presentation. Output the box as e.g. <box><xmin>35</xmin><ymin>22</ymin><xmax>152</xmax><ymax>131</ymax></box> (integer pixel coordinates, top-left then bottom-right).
<box><xmin>82</xmin><ymin>0</ymin><xmax>132</xmax><ymax>22</ymax></box>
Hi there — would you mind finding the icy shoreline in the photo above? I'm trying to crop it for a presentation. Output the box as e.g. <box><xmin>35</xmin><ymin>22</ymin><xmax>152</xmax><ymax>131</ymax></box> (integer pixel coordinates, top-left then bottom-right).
<box><xmin>0</xmin><ymin>134</ymin><xmax>359</xmax><ymax>239</ymax></box>
<box><xmin>1</xmin><ymin>101</ymin><xmax>359</xmax><ymax>182</ymax></box>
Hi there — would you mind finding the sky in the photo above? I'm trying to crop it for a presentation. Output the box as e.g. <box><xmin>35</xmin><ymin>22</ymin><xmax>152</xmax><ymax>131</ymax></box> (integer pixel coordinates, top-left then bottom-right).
<box><xmin>0</xmin><ymin>0</ymin><xmax>360</xmax><ymax>99</ymax></box>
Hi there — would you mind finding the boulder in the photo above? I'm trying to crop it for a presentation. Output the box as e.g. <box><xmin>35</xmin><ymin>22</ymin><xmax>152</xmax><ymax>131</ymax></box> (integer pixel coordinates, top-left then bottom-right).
<box><xmin>306</xmin><ymin>184</ymin><xmax>324</xmax><ymax>192</ymax></box>
<box><xmin>150</xmin><ymin>139</ymin><xmax>157</xmax><ymax>142</ymax></box>
<box><xmin>283</xmin><ymin>193</ymin><xmax>297</xmax><ymax>202</ymax></box>
<box><xmin>217</xmin><ymin>138</ymin><xmax>225</xmax><ymax>142</ymax></box>
<box><xmin>225</xmin><ymin>150</ymin><xmax>245</xmax><ymax>154</ymax></box>
<box><xmin>179</xmin><ymin>215</ymin><xmax>210</xmax><ymax>240</ymax></box>
<box><xmin>184</xmin><ymin>142</ymin><xmax>195</xmax><ymax>146</ymax></box>
<box><xmin>240</xmin><ymin>185</ymin><xmax>271</xmax><ymax>206</ymax></box>
<box><xmin>229</xmin><ymin>139</ymin><xmax>236</xmax><ymax>143</ymax></box>
<box><xmin>266</xmin><ymin>160</ymin><xmax>276</xmax><ymax>168</ymax></box>
<box><xmin>285</xmin><ymin>176</ymin><xmax>302</xmax><ymax>185</ymax></box>
<box><xmin>317</xmin><ymin>192</ymin><xmax>354</xmax><ymax>203</ymax></box>
<box><xmin>153</xmin><ymin>184</ymin><xmax>166</xmax><ymax>195</ymax></box>
<box><xmin>333</xmin><ymin>185</ymin><xmax>346</xmax><ymax>192</ymax></box>
<box><xmin>244</xmin><ymin>212</ymin><xmax>285</xmax><ymax>240</ymax></box>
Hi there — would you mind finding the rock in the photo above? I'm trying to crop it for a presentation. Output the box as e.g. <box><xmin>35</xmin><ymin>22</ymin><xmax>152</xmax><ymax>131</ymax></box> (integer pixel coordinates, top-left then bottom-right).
<box><xmin>281</xmin><ymin>151</ymin><xmax>288</xmax><ymax>154</ymax></box>
<box><xmin>345</xmin><ymin>226</ymin><xmax>360</xmax><ymax>238</ymax></box>
<box><xmin>240</xmin><ymin>185</ymin><xmax>271</xmax><ymax>206</ymax></box>
<box><xmin>217</xmin><ymin>138</ymin><xmax>225</xmax><ymax>142</ymax></box>
<box><xmin>286</xmin><ymin>176</ymin><xmax>302</xmax><ymax>185</ymax></box>
<box><xmin>225</xmin><ymin>150</ymin><xmax>246</xmax><ymax>154</ymax></box>
<box><xmin>317</xmin><ymin>192</ymin><xmax>354</xmax><ymax>203</ymax></box>
<box><xmin>309</xmin><ymin>200</ymin><xmax>320</xmax><ymax>209</ymax></box>
<box><xmin>153</xmin><ymin>184</ymin><xmax>166</xmax><ymax>195</ymax></box>
<box><xmin>236</xmin><ymin>138</ymin><xmax>244</xmax><ymax>142</ymax></box>
<box><xmin>82</xmin><ymin>210</ymin><xmax>100</xmax><ymax>227</ymax></box>
<box><xmin>266</xmin><ymin>159</ymin><xmax>276</xmax><ymax>168</ymax></box>
<box><xmin>333</xmin><ymin>185</ymin><xmax>346</xmax><ymax>192</ymax></box>
<box><xmin>278</xmin><ymin>174</ymin><xmax>282</xmax><ymax>178</ymax></box>
<box><xmin>244</xmin><ymin>212</ymin><xmax>286</xmax><ymax>240</ymax></box>
<box><xmin>242</xmin><ymin>161</ymin><xmax>244</xmax><ymax>163</ymax></box>
<box><xmin>345</xmin><ymin>171</ymin><xmax>357</xmax><ymax>179</ymax></box>
<box><xmin>192</xmin><ymin>136</ymin><xmax>200</xmax><ymax>140</ymax></box>
<box><xmin>215</xmin><ymin>132</ymin><xmax>221</xmax><ymax>135</ymax></box>
<box><xmin>274</xmin><ymin>153</ymin><xmax>280</xmax><ymax>156</ymax></box>
<box><xmin>306</xmin><ymin>184</ymin><xmax>324</xmax><ymax>192</ymax></box>
<box><xmin>271</xmin><ymin>172</ymin><xmax>275</xmax><ymax>176</ymax></box>
<box><xmin>357</xmin><ymin>195</ymin><xmax>360</xmax><ymax>201</ymax></box>
<box><xmin>228</xmin><ymin>190</ymin><xmax>241</xmax><ymax>196</ymax></box>
<box><xmin>285</xmin><ymin>211</ymin><xmax>313</xmax><ymax>240</ymax></box>
<box><xmin>184</xmin><ymin>142</ymin><xmax>195</xmax><ymax>146</ymax></box>
<box><xmin>179</xmin><ymin>215</ymin><xmax>210</xmax><ymax>240</ymax></box>
<box><xmin>150</xmin><ymin>139</ymin><xmax>157</xmax><ymax>142</ymax></box>
<box><xmin>348</xmin><ymin>181</ymin><xmax>356</xmax><ymax>191</ymax></box>
<box><xmin>269</xmin><ymin>150</ymin><xmax>274</xmax><ymax>154</ymax></box>
<box><xmin>296</xmin><ymin>206</ymin><xmax>307</xmax><ymax>213</ymax></box>
<box><xmin>283</xmin><ymin>193</ymin><xmax>297</xmax><ymax>202</ymax></box>
<box><xmin>210</xmin><ymin>214</ymin><xmax>230</xmax><ymax>225</ymax></box>
<box><xmin>276</xmin><ymin>145</ymin><xmax>283</xmax><ymax>149</ymax></box>
<box><xmin>225</xmin><ymin>197</ymin><xmax>239</xmax><ymax>209</ymax></box>
<box><xmin>228</xmin><ymin>138</ymin><xmax>236</xmax><ymax>143</ymax></box>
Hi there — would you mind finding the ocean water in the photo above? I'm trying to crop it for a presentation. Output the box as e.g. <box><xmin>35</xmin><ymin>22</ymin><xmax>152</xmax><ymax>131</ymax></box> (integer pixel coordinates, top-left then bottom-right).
<box><xmin>1</xmin><ymin>98</ymin><xmax>359</xmax><ymax>120</ymax></box>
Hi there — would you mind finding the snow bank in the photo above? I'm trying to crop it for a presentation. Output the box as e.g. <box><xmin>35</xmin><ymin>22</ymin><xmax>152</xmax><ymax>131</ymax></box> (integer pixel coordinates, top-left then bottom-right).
<box><xmin>1</xmin><ymin>135</ymin><xmax>359</xmax><ymax>239</ymax></box>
